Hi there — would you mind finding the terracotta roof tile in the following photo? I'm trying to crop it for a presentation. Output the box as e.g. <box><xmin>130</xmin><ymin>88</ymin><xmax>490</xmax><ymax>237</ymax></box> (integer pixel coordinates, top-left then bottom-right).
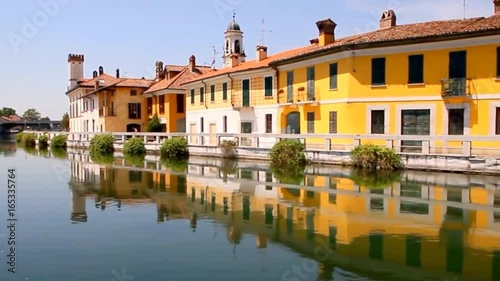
<box><xmin>145</xmin><ymin>66</ymin><xmax>215</xmax><ymax>93</ymax></box>
<box><xmin>181</xmin><ymin>45</ymin><xmax>315</xmax><ymax>85</ymax></box>
<box><xmin>77</xmin><ymin>73</ymin><xmax>122</xmax><ymax>87</ymax></box>
<box><xmin>272</xmin><ymin>16</ymin><xmax>500</xmax><ymax>64</ymax></box>
<box><xmin>115</xmin><ymin>78</ymin><xmax>154</xmax><ymax>88</ymax></box>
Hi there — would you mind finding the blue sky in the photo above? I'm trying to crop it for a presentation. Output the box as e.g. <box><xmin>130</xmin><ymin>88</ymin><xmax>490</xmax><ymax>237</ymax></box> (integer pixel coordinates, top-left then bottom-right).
<box><xmin>0</xmin><ymin>0</ymin><xmax>494</xmax><ymax>119</ymax></box>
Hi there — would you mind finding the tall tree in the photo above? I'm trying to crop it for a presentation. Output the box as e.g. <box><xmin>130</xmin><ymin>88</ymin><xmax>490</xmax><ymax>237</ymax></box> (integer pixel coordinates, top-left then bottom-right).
<box><xmin>41</xmin><ymin>116</ymin><xmax>50</xmax><ymax>121</ymax></box>
<box><xmin>0</xmin><ymin>107</ymin><xmax>16</xmax><ymax>116</ymax></box>
<box><xmin>61</xmin><ymin>112</ymin><xmax>69</xmax><ymax>131</ymax></box>
<box><xmin>22</xmin><ymin>108</ymin><xmax>42</xmax><ymax>121</ymax></box>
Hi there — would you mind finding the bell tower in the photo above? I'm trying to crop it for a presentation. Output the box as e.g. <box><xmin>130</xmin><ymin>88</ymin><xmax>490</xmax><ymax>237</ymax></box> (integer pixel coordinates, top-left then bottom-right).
<box><xmin>68</xmin><ymin>54</ymin><xmax>84</xmax><ymax>90</ymax></box>
<box><xmin>222</xmin><ymin>12</ymin><xmax>246</xmax><ymax>68</ymax></box>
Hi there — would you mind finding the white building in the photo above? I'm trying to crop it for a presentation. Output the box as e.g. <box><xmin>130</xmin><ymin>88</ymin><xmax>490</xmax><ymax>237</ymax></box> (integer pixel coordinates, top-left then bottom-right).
<box><xmin>182</xmin><ymin>16</ymin><xmax>289</xmax><ymax>148</ymax></box>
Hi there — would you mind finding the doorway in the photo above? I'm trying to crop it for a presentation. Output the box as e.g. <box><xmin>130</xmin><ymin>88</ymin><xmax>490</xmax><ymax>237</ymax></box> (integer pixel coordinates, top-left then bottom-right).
<box><xmin>209</xmin><ymin>123</ymin><xmax>217</xmax><ymax>145</ymax></box>
<box><xmin>241</xmin><ymin>122</ymin><xmax>252</xmax><ymax>146</ymax></box>
<box><xmin>286</xmin><ymin>111</ymin><xmax>300</xmax><ymax>134</ymax></box>
<box><xmin>189</xmin><ymin>123</ymin><xmax>197</xmax><ymax>144</ymax></box>
<box><xmin>126</xmin><ymin>123</ymin><xmax>141</xmax><ymax>132</ymax></box>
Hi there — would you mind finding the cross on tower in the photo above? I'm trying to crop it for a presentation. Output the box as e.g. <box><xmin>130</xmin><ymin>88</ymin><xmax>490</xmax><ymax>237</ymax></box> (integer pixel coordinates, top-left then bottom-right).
<box><xmin>258</xmin><ymin>18</ymin><xmax>272</xmax><ymax>46</ymax></box>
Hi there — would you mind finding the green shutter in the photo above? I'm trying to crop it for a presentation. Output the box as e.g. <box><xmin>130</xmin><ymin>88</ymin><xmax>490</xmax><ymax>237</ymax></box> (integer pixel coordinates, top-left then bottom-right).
<box><xmin>264</xmin><ymin>76</ymin><xmax>273</xmax><ymax>97</ymax></box>
<box><xmin>497</xmin><ymin>47</ymin><xmax>500</xmax><ymax>78</ymax></box>
<box><xmin>199</xmin><ymin>87</ymin><xmax>204</xmax><ymax>102</ymax></box>
<box><xmin>408</xmin><ymin>55</ymin><xmax>424</xmax><ymax>84</ymax></box>
<box><xmin>210</xmin><ymin>85</ymin><xmax>215</xmax><ymax>101</ymax></box>
<box><xmin>222</xmin><ymin>82</ymin><xmax>228</xmax><ymax>100</ymax></box>
<box><xmin>371</xmin><ymin>58</ymin><xmax>386</xmax><ymax>85</ymax></box>
<box><xmin>286</xmin><ymin>71</ymin><xmax>294</xmax><ymax>102</ymax></box>
<box><xmin>190</xmin><ymin>89</ymin><xmax>195</xmax><ymax>104</ymax></box>
<box><xmin>329</xmin><ymin>63</ymin><xmax>338</xmax><ymax>89</ymax></box>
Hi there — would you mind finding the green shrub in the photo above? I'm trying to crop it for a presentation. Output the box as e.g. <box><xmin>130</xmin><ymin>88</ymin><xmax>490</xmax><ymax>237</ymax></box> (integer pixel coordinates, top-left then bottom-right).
<box><xmin>90</xmin><ymin>152</ymin><xmax>114</xmax><ymax>165</ymax></box>
<box><xmin>270</xmin><ymin>164</ymin><xmax>305</xmax><ymax>185</ymax></box>
<box><xmin>124</xmin><ymin>137</ymin><xmax>146</xmax><ymax>155</ymax></box>
<box><xmin>124</xmin><ymin>154</ymin><xmax>145</xmax><ymax>167</ymax></box>
<box><xmin>350</xmin><ymin>144</ymin><xmax>403</xmax><ymax>170</ymax></box>
<box><xmin>38</xmin><ymin>134</ymin><xmax>49</xmax><ymax>148</ymax></box>
<box><xmin>162</xmin><ymin>158</ymin><xmax>188</xmax><ymax>172</ymax></box>
<box><xmin>51</xmin><ymin>148</ymin><xmax>67</xmax><ymax>159</ymax></box>
<box><xmin>21</xmin><ymin>133</ymin><xmax>36</xmax><ymax>147</ymax></box>
<box><xmin>269</xmin><ymin>139</ymin><xmax>307</xmax><ymax>168</ymax></box>
<box><xmin>15</xmin><ymin>132</ymin><xmax>24</xmax><ymax>143</ymax></box>
<box><xmin>90</xmin><ymin>134</ymin><xmax>115</xmax><ymax>154</ymax></box>
<box><xmin>160</xmin><ymin>137</ymin><xmax>189</xmax><ymax>159</ymax></box>
<box><xmin>38</xmin><ymin>148</ymin><xmax>49</xmax><ymax>157</ymax></box>
<box><xmin>147</xmin><ymin>114</ymin><xmax>163</xmax><ymax>132</ymax></box>
<box><xmin>50</xmin><ymin>134</ymin><xmax>67</xmax><ymax>149</ymax></box>
<box><xmin>219</xmin><ymin>139</ymin><xmax>237</xmax><ymax>158</ymax></box>
<box><xmin>349</xmin><ymin>169</ymin><xmax>401</xmax><ymax>189</ymax></box>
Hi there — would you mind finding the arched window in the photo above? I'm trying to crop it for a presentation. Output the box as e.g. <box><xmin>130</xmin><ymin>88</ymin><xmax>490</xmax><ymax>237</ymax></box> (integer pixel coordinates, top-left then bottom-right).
<box><xmin>226</xmin><ymin>40</ymin><xmax>229</xmax><ymax>53</ymax></box>
<box><xmin>234</xmin><ymin>40</ymin><xmax>240</xmax><ymax>54</ymax></box>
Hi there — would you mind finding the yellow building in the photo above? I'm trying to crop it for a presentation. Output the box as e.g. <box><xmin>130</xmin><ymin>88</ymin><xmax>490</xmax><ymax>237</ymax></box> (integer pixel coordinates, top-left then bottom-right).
<box><xmin>182</xmin><ymin>15</ymin><xmax>311</xmax><ymax>147</ymax></box>
<box><xmin>66</xmin><ymin>56</ymin><xmax>154</xmax><ymax>132</ymax></box>
<box><xmin>142</xmin><ymin>57</ymin><xmax>214</xmax><ymax>132</ymax></box>
<box><xmin>267</xmin><ymin>5</ymin><xmax>500</xmax><ymax>151</ymax></box>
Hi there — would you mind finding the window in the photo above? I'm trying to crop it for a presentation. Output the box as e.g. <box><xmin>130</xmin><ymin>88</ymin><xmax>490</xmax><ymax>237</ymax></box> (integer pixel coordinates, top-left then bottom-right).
<box><xmin>264</xmin><ymin>76</ymin><xmax>273</xmax><ymax>97</ymax></box>
<box><xmin>199</xmin><ymin>87</ymin><xmax>204</xmax><ymax>103</ymax></box>
<box><xmin>159</xmin><ymin>95</ymin><xmax>165</xmax><ymax>114</ymax></box>
<box><xmin>496</xmin><ymin>107</ymin><xmax>500</xmax><ymax>135</ymax></box>
<box><xmin>371</xmin><ymin>57</ymin><xmax>386</xmax><ymax>85</ymax></box>
<box><xmin>176</xmin><ymin>94</ymin><xmax>184</xmax><ymax>113</ymax></box>
<box><xmin>190</xmin><ymin>89</ymin><xmax>195</xmax><ymax>104</ymax></box>
<box><xmin>286</xmin><ymin>71</ymin><xmax>294</xmax><ymax>102</ymax></box>
<box><xmin>128</xmin><ymin>103</ymin><xmax>141</xmax><ymax>119</ymax></box>
<box><xmin>497</xmin><ymin>47</ymin><xmax>500</xmax><ymax>78</ymax></box>
<box><xmin>223</xmin><ymin>116</ymin><xmax>227</xmax><ymax>133</ymax></box>
<box><xmin>222</xmin><ymin>82</ymin><xmax>228</xmax><ymax>100</ymax></box>
<box><xmin>306</xmin><ymin>67</ymin><xmax>315</xmax><ymax>100</ymax></box>
<box><xmin>329</xmin><ymin>111</ymin><xmax>337</xmax><ymax>133</ymax></box>
<box><xmin>449</xmin><ymin>51</ymin><xmax>467</xmax><ymax>79</ymax></box>
<box><xmin>307</xmin><ymin>112</ymin><xmax>315</xmax><ymax>133</ymax></box>
<box><xmin>147</xmin><ymin>98</ymin><xmax>152</xmax><ymax>115</ymax></box>
<box><xmin>329</xmin><ymin>63</ymin><xmax>338</xmax><ymax>89</ymax></box>
<box><xmin>448</xmin><ymin>108</ymin><xmax>464</xmax><ymax>135</ymax></box>
<box><xmin>408</xmin><ymin>55</ymin><xmax>424</xmax><ymax>84</ymax></box>
<box><xmin>371</xmin><ymin>110</ymin><xmax>385</xmax><ymax>134</ymax></box>
<box><xmin>265</xmin><ymin>114</ymin><xmax>272</xmax><ymax>133</ymax></box>
<box><xmin>130</xmin><ymin>90</ymin><xmax>137</xmax><ymax>96</ymax></box>
<box><xmin>210</xmin><ymin>85</ymin><xmax>215</xmax><ymax>101</ymax></box>
<box><xmin>200</xmin><ymin>117</ymin><xmax>204</xmax><ymax>132</ymax></box>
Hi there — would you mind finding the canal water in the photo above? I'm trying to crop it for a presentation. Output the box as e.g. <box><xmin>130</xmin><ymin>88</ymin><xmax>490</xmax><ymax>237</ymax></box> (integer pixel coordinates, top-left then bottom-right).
<box><xmin>1</xmin><ymin>137</ymin><xmax>500</xmax><ymax>281</ymax></box>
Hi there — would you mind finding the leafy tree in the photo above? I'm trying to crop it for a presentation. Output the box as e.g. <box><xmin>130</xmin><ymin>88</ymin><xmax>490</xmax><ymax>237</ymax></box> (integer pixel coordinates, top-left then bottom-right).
<box><xmin>22</xmin><ymin>108</ymin><xmax>41</xmax><ymax>121</ymax></box>
<box><xmin>0</xmin><ymin>107</ymin><xmax>16</xmax><ymax>116</ymax></box>
<box><xmin>61</xmin><ymin>112</ymin><xmax>69</xmax><ymax>131</ymax></box>
<box><xmin>147</xmin><ymin>114</ymin><xmax>163</xmax><ymax>132</ymax></box>
<box><xmin>41</xmin><ymin>116</ymin><xmax>50</xmax><ymax>121</ymax></box>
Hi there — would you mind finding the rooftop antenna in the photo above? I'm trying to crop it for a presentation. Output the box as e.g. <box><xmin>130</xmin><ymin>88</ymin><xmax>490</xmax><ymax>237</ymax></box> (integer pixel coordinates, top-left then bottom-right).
<box><xmin>463</xmin><ymin>0</ymin><xmax>466</xmax><ymax>19</ymax></box>
<box><xmin>208</xmin><ymin>46</ymin><xmax>220</xmax><ymax>68</ymax></box>
<box><xmin>256</xmin><ymin>18</ymin><xmax>272</xmax><ymax>46</ymax></box>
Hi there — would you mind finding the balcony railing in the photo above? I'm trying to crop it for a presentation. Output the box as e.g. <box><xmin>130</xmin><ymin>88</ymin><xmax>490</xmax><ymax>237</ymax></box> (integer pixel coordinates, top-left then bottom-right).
<box><xmin>231</xmin><ymin>92</ymin><xmax>253</xmax><ymax>108</ymax></box>
<box><xmin>99</xmin><ymin>107</ymin><xmax>117</xmax><ymax>117</ymax></box>
<box><xmin>441</xmin><ymin>78</ymin><xmax>470</xmax><ymax>98</ymax></box>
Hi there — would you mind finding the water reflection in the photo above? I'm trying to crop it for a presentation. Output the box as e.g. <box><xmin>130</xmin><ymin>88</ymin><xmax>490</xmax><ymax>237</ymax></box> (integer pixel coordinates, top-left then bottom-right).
<box><xmin>64</xmin><ymin>152</ymin><xmax>500</xmax><ymax>281</ymax></box>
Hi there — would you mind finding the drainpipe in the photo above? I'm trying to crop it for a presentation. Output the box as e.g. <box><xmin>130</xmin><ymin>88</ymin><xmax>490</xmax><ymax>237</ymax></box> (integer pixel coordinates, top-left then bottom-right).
<box><xmin>227</xmin><ymin>73</ymin><xmax>234</xmax><ymax>106</ymax></box>
<box><xmin>201</xmin><ymin>80</ymin><xmax>208</xmax><ymax>109</ymax></box>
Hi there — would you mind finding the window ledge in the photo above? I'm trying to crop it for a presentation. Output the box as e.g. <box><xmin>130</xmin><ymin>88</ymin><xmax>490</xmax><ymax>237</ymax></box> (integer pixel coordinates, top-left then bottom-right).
<box><xmin>495</xmin><ymin>78</ymin><xmax>500</xmax><ymax>82</ymax></box>
<box><xmin>370</xmin><ymin>84</ymin><xmax>387</xmax><ymax>89</ymax></box>
<box><xmin>264</xmin><ymin>96</ymin><xmax>274</xmax><ymax>99</ymax></box>
<box><xmin>329</xmin><ymin>88</ymin><xmax>338</xmax><ymax>91</ymax></box>
<box><xmin>407</xmin><ymin>83</ymin><xmax>425</xmax><ymax>87</ymax></box>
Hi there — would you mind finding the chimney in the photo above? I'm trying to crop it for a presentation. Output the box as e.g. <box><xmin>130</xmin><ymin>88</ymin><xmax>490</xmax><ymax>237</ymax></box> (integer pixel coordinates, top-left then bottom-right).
<box><xmin>316</xmin><ymin>19</ymin><xmax>336</xmax><ymax>46</ymax></box>
<box><xmin>189</xmin><ymin>55</ymin><xmax>196</xmax><ymax>72</ymax></box>
<box><xmin>229</xmin><ymin>54</ymin><xmax>239</xmax><ymax>68</ymax></box>
<box><xmin>495</xmin><ymin>0</ymin><xmax>500</xmax><ymax>15</ymax></box>
<box><xmin>116</xmin><ymin>69</ymin><xmax>120</xmax><ymax>78</ymax></box>
<box><xmin>256</xmin><ymin>46</ymin><xmax>268</xmax><ymax>61</ymax></box>
<box><xmin>380</xmin><ymin>10</ymin><xmax>397</xmax><ymax>29</ymax></box>
<box><xmin>93</xmin><ymin>71</ymin><xmax>98</xmax><ymax>78</ymax></box>
<box><xmin>309</xmin><ymin>38</ymin><xmax>319</xmax><ymax>45</ymax></box>
<box><xmin>98</xmin><ymin>66</ymin><xmax>104</xmax><ymax>75</ymax></box>
<box><xmin>155</xmin><ymin>61</ymin><xmax>165</xmax><ymax>81</ymax></box>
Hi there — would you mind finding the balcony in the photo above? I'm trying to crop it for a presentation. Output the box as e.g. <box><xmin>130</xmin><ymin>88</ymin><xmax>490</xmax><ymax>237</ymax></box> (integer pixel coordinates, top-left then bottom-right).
<box><xmin>441</xmin><ymin>78</ymin><xmax>471</xmax><ymax>99</ymax></box>
<box><xmin>231</xmin><ymin>92</ymin><xmax>253</xmax><ymax>110</ymax></box>
<box><xmin>99</xmin><ymin>106</ymin><xmax>117</xmax><ymax>117</ymax></box>
<box><xmin>278</xmin><ymin>88</ymin><xmax>319</xmax><ymax>106</ymax></box>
